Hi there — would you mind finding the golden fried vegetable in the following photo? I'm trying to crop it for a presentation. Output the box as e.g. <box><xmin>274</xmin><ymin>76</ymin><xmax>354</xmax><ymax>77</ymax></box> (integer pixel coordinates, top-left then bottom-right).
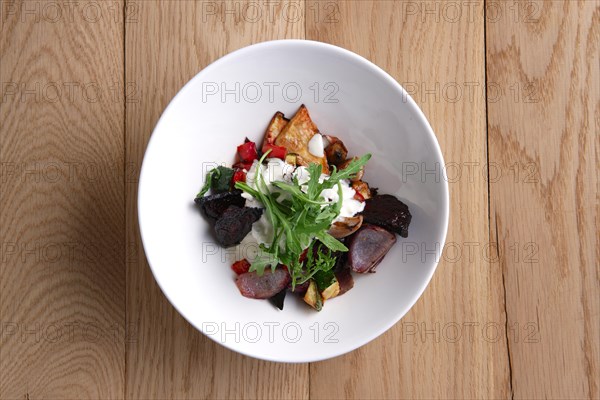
<box><xmin>263</xmin><ymin>111</ymin><xmax>288</xmax><ymax>147</ymax></box>
<box><xmin>352</xmin><ymin>180</ymin><xmax>372</xmax><ymax>200</ymax></box>
<box><xmin>324</xmin><ymin>135</ymin><xmax>348</xmax><ymax>167</ymax></box>
<box><xmin>274</xmin><ymin>105</ymin><xmax>329</xmax><ymax>174</ymax></box>
<box><xmin>303</xmin><ymin>280</ymin><xmax>323</xmax><ymax>311</ymax></box>
<box><xmin>328</xmin><ymin>215</ymin><xmax>364</xmax><ymax>238</ymax></box>
<box><xmin>284</xmin><ymin>153</ymin><xmax>297</xmax><ymax>166</ymax></box>
<box><xmin>321</xmin><ymin>280</ymin><xmax>340</xmax><ymax>301</ymax></box>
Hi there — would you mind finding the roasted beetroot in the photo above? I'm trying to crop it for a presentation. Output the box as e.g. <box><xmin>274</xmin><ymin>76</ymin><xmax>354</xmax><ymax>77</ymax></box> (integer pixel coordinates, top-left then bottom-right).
<box><xmin>214</xmin><ymin>206</ymin><xmax>262</xmax><ymax>247</ymax></box>
<box><xmin>335</xmin><ymin>268</ymin><xmax>354</xmax><ymax>295</ymax></box>
<box><xmin>236</xmin><ymin>268</ymin><xmax>291</xmax><ymax>299</ymax></box>
<box><xmin>346</xmin><ymin>224</ymin><xmax>396</xmax><ymax>273</ymax></box>
<box><xmin>195</xmin><ymin>189</ymin><xmax>245</xmax><ymax>221</ymax></box>
<box><xmin>362</xmin><ymin>194</ymin><xmax>412</xmax><ymax>237</ymax></box>
<box><xmin>331</xmin><ymin>252</ymin><xmax>354</xmax><ymax>295</ymax></box>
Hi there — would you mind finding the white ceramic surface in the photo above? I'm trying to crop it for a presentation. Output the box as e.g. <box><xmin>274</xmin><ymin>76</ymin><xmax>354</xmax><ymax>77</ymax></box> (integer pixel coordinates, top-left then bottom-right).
<box><xmin>138</xmin><ymin>40</ymin><xmax>449</xmax><ymax>363</ymax></box>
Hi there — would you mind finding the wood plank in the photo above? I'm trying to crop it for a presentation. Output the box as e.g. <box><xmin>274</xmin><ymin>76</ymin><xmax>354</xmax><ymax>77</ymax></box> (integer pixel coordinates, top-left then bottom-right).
<box><xmin>307</xmin><ymin>1</ymin><xmax>510</xmax><ymax>398</ymax></box>
<box><xmin>124</xmin><ymin>2</ymin><xmax>307</xmax><ymax>398</ymax></box>
<box><xmin>0</xmin><ymin>0</ymin><xmax>125</xmax><ymax>398</ymax></box>
<box><xmin>486</xmin><ymin>1</ymin><xmax>599</xmax><ymax>398</ymax></box>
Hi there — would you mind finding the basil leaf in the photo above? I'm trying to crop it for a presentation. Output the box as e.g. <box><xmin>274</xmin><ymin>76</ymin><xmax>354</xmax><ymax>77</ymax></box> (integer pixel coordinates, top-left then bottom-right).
<box><xmin>211</xmin><ymin>166</ymin><xmax>234</xmax><ymax>193</ymax></box>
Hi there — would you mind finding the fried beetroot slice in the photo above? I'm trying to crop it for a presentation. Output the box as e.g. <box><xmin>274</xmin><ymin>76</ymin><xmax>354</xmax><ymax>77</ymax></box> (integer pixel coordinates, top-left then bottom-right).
<box><xmin>335</xmin><ymin>267</ymin><xmax>354</xmax><ymax>295</ymax></box>
<box><xmin>236</xmin><ymin>269</ymin><xmax>291</xmax><ymax>299</ymax></box>
<box><xmin>347</xmin><ymin>224</ymin><xmax>396</xmax><ymax>273</ymax></box>
<box><xmin>195</xmin><ymin>190</ymin><xmax>245</xmax><ymax>221</ymax></box>
<box><xmin>288</xmin><ymin>279</ymin><xmax>310</xmax><ymax>295</ymax></box>
<box><xmin>331</xmin><ymin>252</ymin><xmax>354</xmax><ymax>295</ymax></box>
<box><xmin>214</xmin><ymin>206</ymin><xmax>262</xmax><ymax>247</ymax></box>
<box><xmin>362</xmin><ymin>194</ymin><xmax>412</xmax><ymax>237</ymax></box>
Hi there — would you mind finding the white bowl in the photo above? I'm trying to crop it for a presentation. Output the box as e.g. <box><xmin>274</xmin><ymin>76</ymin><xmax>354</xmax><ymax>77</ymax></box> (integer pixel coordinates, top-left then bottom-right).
<box><xmin>138</xmin><ymin>40</ymin><xmax>449</xmax><ymax>363</ymax></box>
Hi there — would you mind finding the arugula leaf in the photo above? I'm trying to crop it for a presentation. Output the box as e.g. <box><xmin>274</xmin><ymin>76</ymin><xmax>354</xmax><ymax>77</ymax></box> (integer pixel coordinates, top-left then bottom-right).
<box><xmin>306</xmin><ymin>163</ymin><xmax>323</xmax><ymax>199</ymax></box>
<box><xmin>314</xmin><ymin>269</ymin><xmax>336</xmax><ymax>292</ymax></box>
<box><xmin>315</xmin><ymin>231</ymin><xmax>348</xmax><ymax>252</ymax></box>
<box><xmin>272</xmin><ymin>181</ymin><xmax>328</xmax><ymax>205</ymax></box>
<box><xmin>323</xmin><ymin>154</ymin><xmax>371</xmax><ymax>189</ymax></box>
<box><xmin>249</xmin><ymin>249</ymin><xmax>278</xmax><ymax>276</ymax></box>
<box><xmin>234</xmin><ymin>152</ymin><xmax>371</xmax><ymax>289</ymax></box>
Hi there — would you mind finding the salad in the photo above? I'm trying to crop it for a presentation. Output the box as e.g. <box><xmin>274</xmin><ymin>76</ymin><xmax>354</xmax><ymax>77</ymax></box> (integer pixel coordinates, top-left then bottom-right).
<box><xmin>195</xmin><ymin>105</ymin><xmax>412</xmax><ymax>311</ymax></box>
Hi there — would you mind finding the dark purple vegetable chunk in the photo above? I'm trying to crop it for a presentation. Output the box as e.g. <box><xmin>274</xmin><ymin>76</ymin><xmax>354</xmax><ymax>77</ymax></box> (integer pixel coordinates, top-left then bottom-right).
<box><xmin>335</xmin><ymin>267</ymin><xmax>354</xmax><ymax>295</ymax></box>
<box><xmin>332</xmin><ymin>252</ymin><xmax>354</xmax><ymax>295</ymax></box>
<box><xmin>288</xmin><ymin>279</ymin><xmax>310</xmax><ymax>295</ymax></box>
<box><xmin>214</xmin><ymin>206</ymin><xmax>262</xmax><ymax>247</ymax></box>
<box><xmin>347</xmin><ymin>224</ymin><xmax>396</xmax><ymax>273</ymax></box>
<box><xmin>268</xmin><ymin>288</ymin><xmax>287</xmax><ymax>310</ymax></box>
<box><xmin>195</xmin><ymin>189</ymin><xmax>245</xmax><ymax>221</ymax></box>
<box><xmin>236</xmin><ymin>268</ymin><xmax>291</xmax><ymax>299</ymax></box>
<box><xmin>361</xmin><ymin>194</ymin><xmax>412</xmax><ymax>237</ymax></box>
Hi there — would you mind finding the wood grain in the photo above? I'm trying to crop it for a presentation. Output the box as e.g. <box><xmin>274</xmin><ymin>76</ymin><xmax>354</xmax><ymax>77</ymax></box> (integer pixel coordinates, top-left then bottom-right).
<box><xmin>486</xmin><ymin>1</ymin><xmax>600</xmax><ymax>398</ymax></box>
<box><xmin>1</xmin><ymin>0</ymin><xmax>598</xmax><ymax>398</ymax></box>
<box><xmin>307</xmin><ymin>1</ymin><xmax>511</xmax><ymax>399</ymax></box>
<box><xmin>0</xmin><ymin>0</ymin><xmax>125</xmax><ymax>398</ymax></box>
<box><xmin>124</xmin><ymin>1</ymin><xmax>307</xmax><ymax>399</ymax></box>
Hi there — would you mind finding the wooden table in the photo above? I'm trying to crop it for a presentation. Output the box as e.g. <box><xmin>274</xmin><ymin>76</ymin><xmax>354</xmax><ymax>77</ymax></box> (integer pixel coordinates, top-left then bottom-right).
<box><xmin>1</xmin><ymin>1</ymin><xmax>598</xmax><ymax>399</ymax></box>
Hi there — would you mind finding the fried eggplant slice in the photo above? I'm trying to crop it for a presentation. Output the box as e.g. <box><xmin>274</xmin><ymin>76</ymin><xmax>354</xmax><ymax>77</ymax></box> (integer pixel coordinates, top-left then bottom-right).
<box><xmin>262</xmin><ymin>111</ymin><xmax>288</xmax><ymax>149</ymax></box>
<box><xmin>274</xmin><ymin>105</ymin><xmax>329</xmax><ymax>174</ymax></box>
<box><xmin>324</xmin><ymin>138</ymin><xmax>348</xmax><ymax>167</ymax></box>
<box><xmin>328</xmin><ymin>215</ymin><xmax>364</xmax><ymax>238</ymax></box>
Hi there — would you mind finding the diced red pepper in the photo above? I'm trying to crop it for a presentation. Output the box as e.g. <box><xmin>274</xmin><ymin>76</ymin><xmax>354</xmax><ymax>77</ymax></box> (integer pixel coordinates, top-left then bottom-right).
<box><xmin>232</xmin><ymin>169</ymin><xmax>246</xmax><ymax>184</ymax></box>
<box><xmin>231</xmin><ymin>259</ymin><xmax>251</xmax><ymax>275</ymax></box>
<box><xmin>262</xmin><ymin>143</ymin><xmax>287</xmax><ymax>160</ymax></box>
<box><xmin>237</xmin><ymin>141</ymin><xmax>258</xmax><ymax>162</ymax></box>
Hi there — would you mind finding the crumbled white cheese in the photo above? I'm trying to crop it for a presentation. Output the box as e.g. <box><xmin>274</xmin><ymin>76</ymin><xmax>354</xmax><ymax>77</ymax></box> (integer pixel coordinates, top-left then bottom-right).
<box><xmin>308</xmin><ymin>133</ymin><xmax>325</xmax><ymax>157</ymax></box>
<box><xmin>243</xmin><ymin>158</ymin><xmax>364</xmax><ymax>245</ymax></box>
